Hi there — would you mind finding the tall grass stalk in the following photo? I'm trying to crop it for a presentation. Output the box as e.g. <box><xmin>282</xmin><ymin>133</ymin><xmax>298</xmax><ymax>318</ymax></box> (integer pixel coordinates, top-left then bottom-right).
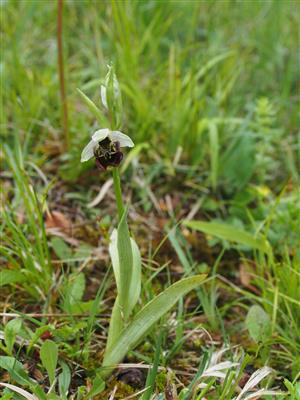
<box><xmin>57</xmin><ymin>0</ymin><xmax>69</xmax><ymax>149</ymax></box>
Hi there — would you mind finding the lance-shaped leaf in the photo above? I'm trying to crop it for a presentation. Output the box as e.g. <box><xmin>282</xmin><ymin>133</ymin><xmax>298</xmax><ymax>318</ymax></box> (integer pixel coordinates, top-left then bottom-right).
<box><xmin>101</xmin><ymin>274</ymin><xmax>206</xmax><ymax>377</ymax></box>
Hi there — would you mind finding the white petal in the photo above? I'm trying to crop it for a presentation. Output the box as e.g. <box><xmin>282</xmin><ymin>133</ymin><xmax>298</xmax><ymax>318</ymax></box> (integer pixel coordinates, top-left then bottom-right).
<box><xmin>100</xmin><ymin>85</ymin><xmax>108</xmax><ymax>109</ymax></box>
<box><xmin>109</xmin><ymin>131</ymin><xmax>134</xmax><ymax>148</ymax></box>
<box><xmin>92</xmin><ymin>128</ymin><xmax>110</xmax><ymax>142</ymax></box>
<box><xmin>81</xmin><ymin>140</ymin><xmax>96</xmax><ymax>162</ymax></box>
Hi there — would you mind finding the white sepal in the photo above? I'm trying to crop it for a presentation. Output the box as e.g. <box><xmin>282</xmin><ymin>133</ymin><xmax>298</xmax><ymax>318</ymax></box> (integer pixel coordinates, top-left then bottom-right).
<box><xmin>110</xmin><ymin>131</ymin><xmax>134</xmax><ymax>148</ymax></box>
<box><xmin>92</xmin><ymin>128</ymin><xmax>110</xmax><ymax>142</ymax></box>
<box><xmin>81</xmin><ymin>140</ymin><xmax>96</xmax><ymax>162</ymax></box>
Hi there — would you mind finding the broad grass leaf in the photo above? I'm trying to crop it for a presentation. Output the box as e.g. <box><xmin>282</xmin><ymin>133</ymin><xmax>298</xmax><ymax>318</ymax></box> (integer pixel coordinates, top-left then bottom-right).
<box><xmin>184</xmin><ymin>220</ymin><xmax>270</xmax><ymax>254</ymax></box>
<box><xmin>246</xmin><ymin>305</ymin><xmax>272</xmax><ymax>343</ymax></box>
<box><xmin>0</xmin><ymin>269</ymin><xmax>25</xmax><ymax>286</ymax></box>
<box><xmin>40</xmin><ymin>340</ymin><xmax>58</xmax><ymax>385</ymax></box>
<box><xmin>0</xmin><ymin>356</ymin><xmax>33</xmax><ymax>386</ymax></box>
<box><xmin>102</xmin><ymin>275</ymin><xmax>206</xmax><ymax>375</ymax></box>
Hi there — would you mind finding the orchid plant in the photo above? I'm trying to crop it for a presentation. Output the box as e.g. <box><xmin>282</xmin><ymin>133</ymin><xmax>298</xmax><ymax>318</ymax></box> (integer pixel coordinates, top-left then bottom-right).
<box><xmin>79</xmin><ymin>65</ymin><xmax>206</xmax><ymax>379</ymax></box>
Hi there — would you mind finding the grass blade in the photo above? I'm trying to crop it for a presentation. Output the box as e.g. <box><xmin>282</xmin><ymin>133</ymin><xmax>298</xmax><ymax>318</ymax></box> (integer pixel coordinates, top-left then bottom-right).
<box><xmin>208</xmin><ymin>121</ymin><xmax>219</xmax><ymax>190</ymax></box>
<box><xmin>77</xmin><ymin>88</ymin><xmax>105</xmax><ymax>126</ymax></box>
<box><xmin>140</xmin><ymin>330</ymin><xmax>163</xmax><ymax>400</ymax></box>
<box><xmin>183</xmin><ymin>220</ymin><xmax>270</xmax><ymax>254</ymax></box>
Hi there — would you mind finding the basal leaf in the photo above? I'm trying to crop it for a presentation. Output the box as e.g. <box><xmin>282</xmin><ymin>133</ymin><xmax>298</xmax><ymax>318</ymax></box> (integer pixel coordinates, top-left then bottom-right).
<box><xmin>102</xmin><ymin>274</ymin><xmax>206</xmax><ymax>376</ymax></box>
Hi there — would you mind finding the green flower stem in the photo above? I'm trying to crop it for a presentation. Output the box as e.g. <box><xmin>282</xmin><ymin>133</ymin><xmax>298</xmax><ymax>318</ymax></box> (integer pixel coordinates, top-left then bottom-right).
<box><xmin>112</xmin><ymin>167</ymin><xmax>124</xmax><ymax>220</ymax></box>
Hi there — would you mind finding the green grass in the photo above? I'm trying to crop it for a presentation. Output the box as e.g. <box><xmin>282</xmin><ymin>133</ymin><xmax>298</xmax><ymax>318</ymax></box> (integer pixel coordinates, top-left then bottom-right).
<box><xmin>1</xmin><ymin>0</ymin><xmax>300</xmax><ymax>398</ymax></box>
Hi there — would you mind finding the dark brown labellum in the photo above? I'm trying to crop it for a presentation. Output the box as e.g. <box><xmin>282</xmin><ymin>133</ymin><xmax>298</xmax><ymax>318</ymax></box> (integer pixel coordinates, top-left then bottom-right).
<box><xmin>94</xmin><ymin>139</ymin><xmax>123</xmax><ymax>170</ymax></box>
<box><xmin>95</xmin><ymin>151</ymin><xmax>123</xmax><ymax>170</ymax></box>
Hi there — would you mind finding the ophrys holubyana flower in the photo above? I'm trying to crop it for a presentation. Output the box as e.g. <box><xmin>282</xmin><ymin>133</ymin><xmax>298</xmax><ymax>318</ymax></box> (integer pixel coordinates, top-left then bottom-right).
<box><xmin>81</xmin><ymin>128</ymin><xmax>134</xmax><ymax>170</ymax></box>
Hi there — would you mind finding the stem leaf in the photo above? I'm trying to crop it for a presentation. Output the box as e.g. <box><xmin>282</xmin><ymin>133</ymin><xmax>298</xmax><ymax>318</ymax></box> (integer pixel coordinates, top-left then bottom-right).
<box><xmin>106</xmin><ymin>230</ymin><xmax>142</xmax><ymax>349</ymax></box>
<box><xmin>115</xmin><ymin>209</ymin><xmax>134</xmax><ymax>321</ymax></box>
